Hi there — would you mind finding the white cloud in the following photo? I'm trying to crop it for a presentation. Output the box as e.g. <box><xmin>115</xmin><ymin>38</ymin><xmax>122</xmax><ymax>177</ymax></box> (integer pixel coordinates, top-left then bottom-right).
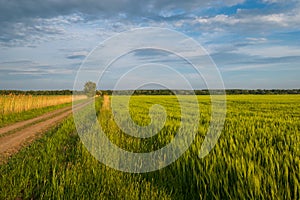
<box><xmin>194</xmin><ymin>14</ymin><xmax>239</xmax><ymax>25</ymax></box>
<box><xmin>246</xmin><ymin>37</ymin><xmax>267</xmax><ymax>42</ymax></box>
<box><xmin>234</xmin><ymin>45</ymin><xmax>300</xmax><ymax>58</ymax></box>
<box><xmin>192</xmin><ymin>5</ymin><xmax>300</xmax><ymax>31</ymax></box>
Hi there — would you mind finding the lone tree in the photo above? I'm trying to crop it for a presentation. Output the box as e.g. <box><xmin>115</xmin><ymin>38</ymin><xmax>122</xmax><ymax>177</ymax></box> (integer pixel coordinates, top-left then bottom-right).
<box><xmin>84</xmin><ymin>81</ymin><xmax>96</xmax><ymax>97</ymax></box>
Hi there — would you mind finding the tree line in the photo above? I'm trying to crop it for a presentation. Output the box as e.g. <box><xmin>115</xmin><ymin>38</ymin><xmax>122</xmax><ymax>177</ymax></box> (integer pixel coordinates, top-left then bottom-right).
<box><xmin>0</xmin><ymin>89</ymin><xmax>299</xmax><ymax>96</ymax></box>
<box><xmin>101</xmin><ymin>89</ymin><xmax>300</xmax><ymax>95</ymax></box>
<box><xmin>0</xmin><ymin>90</ymin><xmax>85</xmax><ymax>95</ymax></box>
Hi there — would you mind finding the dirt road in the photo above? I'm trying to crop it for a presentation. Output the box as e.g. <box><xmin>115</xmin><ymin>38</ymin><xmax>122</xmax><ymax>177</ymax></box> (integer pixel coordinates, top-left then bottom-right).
<box><xmin>0</xmin><ymin>100</ymin><xmax>92</xmax><ymax>162</ymax></box>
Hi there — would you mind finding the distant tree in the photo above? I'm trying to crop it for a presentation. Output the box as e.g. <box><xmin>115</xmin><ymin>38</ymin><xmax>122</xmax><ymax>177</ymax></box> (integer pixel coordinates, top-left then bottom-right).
<box><xmin>96</xmin><ymin>90</ymin><xmax>102</xmax><ymax>96</ymax></box>
<box><xmin>84</xmin><ymin>81</ymin><xmax>96</xmax><ymax>97</ymax></box>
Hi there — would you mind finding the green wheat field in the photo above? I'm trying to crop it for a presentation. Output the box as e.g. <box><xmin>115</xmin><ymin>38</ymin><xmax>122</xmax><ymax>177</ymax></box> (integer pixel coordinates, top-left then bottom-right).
<box><xmin>0</xmin><ymin>95</ymin><xmax>299</xmax><ymax>199</ymax></box>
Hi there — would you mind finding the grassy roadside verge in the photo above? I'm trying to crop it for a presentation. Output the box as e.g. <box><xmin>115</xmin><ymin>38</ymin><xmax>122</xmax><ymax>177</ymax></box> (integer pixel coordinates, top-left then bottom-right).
<box><xmin>0</xmin><ymin>103</ymin><xmax>71</xmax><ymax>128</ymax></box>
<box><xmin>0</xmin><ymin>99</ymin><xmax>87</xmax><ymax>128</ymax></box>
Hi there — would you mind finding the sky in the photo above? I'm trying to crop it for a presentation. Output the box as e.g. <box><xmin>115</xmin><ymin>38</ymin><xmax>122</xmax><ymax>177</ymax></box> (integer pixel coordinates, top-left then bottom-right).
<box><xmin>0</xmin><ymin>0</ymin><xmax>299</xmax><ymax>90</ymax></box>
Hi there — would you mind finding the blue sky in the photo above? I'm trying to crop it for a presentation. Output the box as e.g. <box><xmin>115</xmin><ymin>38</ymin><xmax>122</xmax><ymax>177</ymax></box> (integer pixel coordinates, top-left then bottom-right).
<box><xmin>0</xmin><ymin>0</ymin><xmax>299</xmax><ymax>90</ymax></box>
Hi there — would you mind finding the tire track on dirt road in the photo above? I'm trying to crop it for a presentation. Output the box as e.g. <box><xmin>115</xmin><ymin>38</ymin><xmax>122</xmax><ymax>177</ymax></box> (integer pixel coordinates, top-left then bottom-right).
<box><xmin>0</xmin><ymin>106</ymin><xmax>71</xmax><ymax>136</ymax></box>
<box><xmin>0</xmin><ymin>100</ymin><xmax>92</xmax><ymax>162</ymax></box>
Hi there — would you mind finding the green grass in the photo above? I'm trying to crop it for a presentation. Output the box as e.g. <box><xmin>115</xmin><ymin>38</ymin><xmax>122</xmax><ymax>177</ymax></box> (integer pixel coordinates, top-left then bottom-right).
<box><xmin>0</xmin><ymin>98</ymin><xmax>171</xmax><ymax>199</ymax></box>
<box><xmin>0</xmin><ymin>95</ymin><xmax>299</xmax><ymax>199</ymax></box>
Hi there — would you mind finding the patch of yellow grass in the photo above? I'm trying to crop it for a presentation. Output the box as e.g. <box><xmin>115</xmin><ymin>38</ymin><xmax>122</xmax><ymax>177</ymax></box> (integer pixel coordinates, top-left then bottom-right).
<box><xmin>0</xmin><ymin>94</ymin><xmax>86</xmax><ymax>115</ymax></box>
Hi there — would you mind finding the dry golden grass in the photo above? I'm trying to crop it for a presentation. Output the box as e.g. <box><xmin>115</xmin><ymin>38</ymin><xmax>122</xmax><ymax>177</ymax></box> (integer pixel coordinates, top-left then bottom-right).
<box><xmin>0</xmin><ymin>94</ymin><xmax>86</xmax><ymax>115</ymax></box>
